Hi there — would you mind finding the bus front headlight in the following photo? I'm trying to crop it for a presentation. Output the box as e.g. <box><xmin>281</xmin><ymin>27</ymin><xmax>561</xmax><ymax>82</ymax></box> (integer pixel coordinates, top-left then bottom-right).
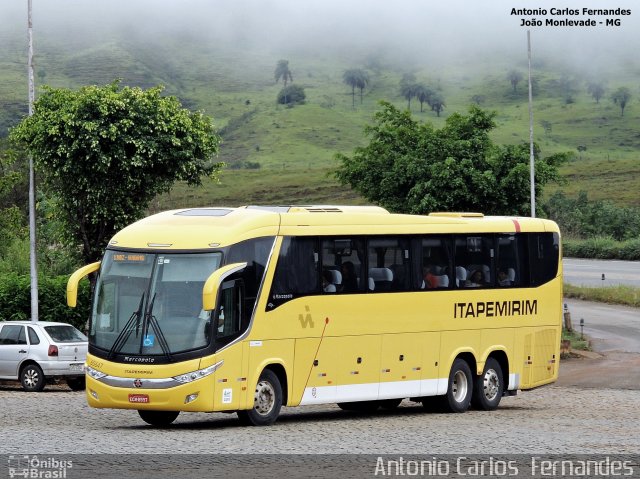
<box><xmin>172</xmin><ymin>360</ymin><xmax>223</xmax><ymax>384</ymax></box>
<box><xmin>86</xmin><ymin>366</ymin><xmax>107</xmax><ymax>380</ymax></box>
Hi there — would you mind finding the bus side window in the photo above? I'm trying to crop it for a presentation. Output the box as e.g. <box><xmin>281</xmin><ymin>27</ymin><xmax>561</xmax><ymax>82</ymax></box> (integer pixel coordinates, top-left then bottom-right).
<box><xmin>268</xmin><ymin>237</ymin><xmax>319</xmax><ymax>309</ymax></box>
<box><xmin>496</xmin><ymin>235</ymin><xmax>528</xmax><ymax>287</ymax></box>
<box><xmin>454</xmin><ymin>235</ymin><xmax>493</xmax><ymax>288</ymax></box>
<box><xmin>528</xmin><ymin>232</ymin><xmax>559</xmax><ymax>286</ymax></box>
<box><xmin>419</xmin><ymin>236</ymin><xmax>452</xmax><ymax>290</ymax></box>
<box><xmin>368</xmin><ymin>237</ymin><xmax>411</xmax><ymax>292</ymax></box>
<box><xmin>322</xmin><ymin>237</ymin><xmax>365</xmax><ymax>293</ymax></box>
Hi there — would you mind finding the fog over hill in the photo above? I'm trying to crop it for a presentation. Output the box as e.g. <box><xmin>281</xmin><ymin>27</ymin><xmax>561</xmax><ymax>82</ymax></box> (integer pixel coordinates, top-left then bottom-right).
<box><xmin>1</xmin><ymin>1</ymin><xmax>639</xmax><ymax>207</ymax></box>
<box><xmin>2</xmin><ymin>0</ymin><xmax>639</xmax><ymax>74</ymax></box>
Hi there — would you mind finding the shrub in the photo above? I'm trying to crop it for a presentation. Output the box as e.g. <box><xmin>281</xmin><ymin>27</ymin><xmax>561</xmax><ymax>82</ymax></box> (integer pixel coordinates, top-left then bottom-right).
<box><xmin>0</xmin><ymin>274</ymin><xmax>91</xmax><ymax>330</ymax></box>
<box><xmin>563</xmin><ymin>237</ymin><xmax>640</xmax><ymax>260</ymax></box>
<box><xmin>277</xmin><ymin>85</ymin><xmax>306</xmax><ymax>105</ymax></box>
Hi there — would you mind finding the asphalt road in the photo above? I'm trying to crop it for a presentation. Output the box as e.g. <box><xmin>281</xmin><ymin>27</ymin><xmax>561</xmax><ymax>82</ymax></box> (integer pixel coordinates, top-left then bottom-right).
<box><xmin>563</xmin><ymin>258</ymin><xmax>640</xmax><ymax>287</ymax></box>
<box><xmin>564</xmin><ymin>298</ymin><xmax>640</xmax><ymax>353</ymax></box>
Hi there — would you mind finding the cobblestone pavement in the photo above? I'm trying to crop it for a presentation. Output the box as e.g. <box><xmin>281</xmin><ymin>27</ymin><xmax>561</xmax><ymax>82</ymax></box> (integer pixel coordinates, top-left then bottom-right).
<box><xmin>0</xmin><ymin>382</ymin><xmax>638</xmax><ymax>455</ymax></box>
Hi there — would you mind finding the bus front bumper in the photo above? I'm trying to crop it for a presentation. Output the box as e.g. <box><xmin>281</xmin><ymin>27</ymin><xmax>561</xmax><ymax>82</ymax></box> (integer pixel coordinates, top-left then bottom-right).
<box><xmin>85</xmin><ymin>375</ymin><xmax>215</xmax><ymax>412</ymax></box>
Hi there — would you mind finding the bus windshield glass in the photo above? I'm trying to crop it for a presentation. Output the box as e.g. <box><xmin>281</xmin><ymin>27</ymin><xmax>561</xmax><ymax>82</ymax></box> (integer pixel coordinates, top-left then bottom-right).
<box><xmin>90</xmin><ymin>250</ymin><xmax>223</xmax><ymax>356</ymax></box>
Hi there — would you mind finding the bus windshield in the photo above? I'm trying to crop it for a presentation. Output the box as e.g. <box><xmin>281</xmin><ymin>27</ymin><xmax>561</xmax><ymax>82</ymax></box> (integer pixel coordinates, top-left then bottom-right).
<box><xmin>90</xmin><ymin>250</ymin><xmax>223</xmax><ymax>356</ymax></box>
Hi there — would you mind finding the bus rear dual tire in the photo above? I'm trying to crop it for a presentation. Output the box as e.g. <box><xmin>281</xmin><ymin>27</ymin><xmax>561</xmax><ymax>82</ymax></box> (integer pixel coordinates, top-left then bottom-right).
<box><xmin>472</xmin><ymin>357</ymin><xmax>504</xmax><ymax>411</ymax></box>
<box><xmin>422</xmin><ymin>358</ymin><xmax>503</xmax><ymax>413</ymax></box>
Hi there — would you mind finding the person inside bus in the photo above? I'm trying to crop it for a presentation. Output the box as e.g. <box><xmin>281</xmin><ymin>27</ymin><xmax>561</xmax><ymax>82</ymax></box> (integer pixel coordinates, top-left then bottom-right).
<box><xmin>422</xmin><ymin>265</ymin><xmax>438</xmax><ymax>289</ymax></box>
<box><xmin>465</xmin><ymin>269</ymin><xmax>485</xmax><ymax>288</ymax></box>
<box><xmin>497</xmin><ymin>269</ymin><xmax>513</xmax><ymax>287</ymax></box>
<box><xmin>340</xmin><ymin>261</ymin><xmax>358</xmax><ymax>292</ymax></box>
<box><xmin>322</xmin><ymin>270</ymin><xmax>337</xmax><ymax>293</ymax></box>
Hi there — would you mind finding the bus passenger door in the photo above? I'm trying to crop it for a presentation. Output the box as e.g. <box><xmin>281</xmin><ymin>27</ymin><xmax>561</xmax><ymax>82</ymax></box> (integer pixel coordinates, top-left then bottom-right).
<box><xmin>212</xmin><ymin>279</ymin><xmax>246</xmax><ymax>411</ymax></box>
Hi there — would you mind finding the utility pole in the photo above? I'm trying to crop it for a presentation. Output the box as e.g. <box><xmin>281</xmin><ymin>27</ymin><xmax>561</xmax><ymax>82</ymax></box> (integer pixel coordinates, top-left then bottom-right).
<box><xmin>28</xmin><ymin>0</ymin><xmax>39</xmax><ymax>322</ymax></box>
<box><xmin>527</xmin><ymin>30</ymin><xmax>536</xmax><ymax>218</ymax></box>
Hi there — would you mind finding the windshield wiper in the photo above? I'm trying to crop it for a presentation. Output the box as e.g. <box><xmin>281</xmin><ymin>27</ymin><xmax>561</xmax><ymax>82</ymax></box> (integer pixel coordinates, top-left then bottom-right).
<box><xmin>140</xmin><ymin>293</ymin><xmax>173</xmax><ymax>361</ymax></box>
<box><xmin>107</xmin><ymin>292</ymin><xmax>145</xmax><ymax>360</ymax></box>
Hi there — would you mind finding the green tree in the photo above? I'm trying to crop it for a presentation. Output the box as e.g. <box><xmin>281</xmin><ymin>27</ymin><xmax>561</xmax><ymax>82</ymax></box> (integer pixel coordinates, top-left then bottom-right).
<box><xmin>399</xmin><ymin>73</ymin><xmax>417</xmax><ymax>110</ymax></box>
<box><xmin>414</xmin><ymin>84</ymin><xmax>433</xmax><ymax>113</ymax></box>
<box><xmin>429</xmin><ymin>92</ymin><xmax>446</xmax><ymax>117</ymax></box>
<box><xmin>507</xmin><ymin>70</ymin><xmax>523</xmax><ymax>92</ymax></box>
<box><xmin>343</xmin><ymin>68</ymin><xmax>369</xmax><ymax>108</ymax></box>
<box><xmin>611</xmin><ymin>87</ymin><xmax>631</xmax><ymax>116</ymax></box>
<box><xmin>10</xmin><ymin>81</ymin><xmax>222</xmax><ymax>264</ymax></box>
<box><xmin>587</xmin><ymin>81</ymin><xmax>605</xmax><ymax>104</ymax></box>
<box><xmin>274</xmin><ymin>59</ymin><xmax>293</xmax><ymax>87</ymax></box>
<box><xmin>335</xmin><ymin>102</ymin><xmax>570</xmax><ymax>215</ymax></box>
<box><xmin>356</xmin><ymin>70</ymin><xmax>370</xmax><ymax>105</ymax></box>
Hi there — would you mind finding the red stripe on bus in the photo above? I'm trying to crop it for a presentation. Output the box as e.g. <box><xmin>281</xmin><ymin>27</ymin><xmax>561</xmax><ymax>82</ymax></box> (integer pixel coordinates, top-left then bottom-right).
<box><xmin>512</xmin><ymin>219</ymin><xmax>521</xmax><ymax>232</ymax></box>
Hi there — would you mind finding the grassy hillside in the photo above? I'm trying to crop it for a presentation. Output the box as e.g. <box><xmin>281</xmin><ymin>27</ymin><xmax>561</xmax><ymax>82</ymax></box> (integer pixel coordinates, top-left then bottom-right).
<box><xmin>1</xmin><ymin>29</ymin><xmax>639</xmax><ymax>209</ymax></box>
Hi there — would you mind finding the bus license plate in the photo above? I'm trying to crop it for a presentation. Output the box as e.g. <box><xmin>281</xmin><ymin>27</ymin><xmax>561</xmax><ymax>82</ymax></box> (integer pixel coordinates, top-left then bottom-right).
<box><xmin>129</xmin><ymin>394</ymin><xmax>150</xmax><ymax>404</ymax></box>
<box><xmin>69</xmin><ymin>363</ymin><xmax>84</xmax><ymax>372</ymax></box>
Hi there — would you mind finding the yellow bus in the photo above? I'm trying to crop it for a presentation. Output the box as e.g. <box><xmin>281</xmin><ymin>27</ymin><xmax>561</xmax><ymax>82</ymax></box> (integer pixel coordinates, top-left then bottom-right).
<box><xmin>67</xmin><ymin>206</ymin><xmax>562</xmax><ymax>426</ymax></box>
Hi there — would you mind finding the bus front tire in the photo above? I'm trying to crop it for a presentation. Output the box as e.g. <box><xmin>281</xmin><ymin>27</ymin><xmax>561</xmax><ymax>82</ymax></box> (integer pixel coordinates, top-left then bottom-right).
<box><xmin>442</xmin><ymin>358</ymin><xmax>473</xmax><ymax>413</ymax></box>
<box><xmin>237</xmin><ymin>369</ymin><xmax>282</xmax><ymax>426</ymax></box>
<box><xmin>138</xmin><ymin>410</ymin><xmax>180</xmax><ymax>426</ymax></box>
<box><xmin>472</xmin><ymin>358</ymin><xmax>504</xmax><ymax>411</ymax></box>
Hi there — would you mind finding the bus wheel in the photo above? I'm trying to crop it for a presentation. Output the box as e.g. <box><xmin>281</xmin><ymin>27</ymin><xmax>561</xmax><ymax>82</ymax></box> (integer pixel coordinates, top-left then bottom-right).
<box><xmin>238</xmin><ymin>369</ymin><xmax>282</xmax><ymax>426</ymax></box>
<box><xmin>472</xmin><ymin>358</ymin><xmax>504</xmax><ymax>411</ymax></box>
<box><xmin>138</xmin><ymin>410</ymin><xmax>179</xmax><ymax>426</ymax></box>
<box><xmin>443</xmin><ymin>358</ymin><xmax>473</xmax><ymax>413</ymax></box>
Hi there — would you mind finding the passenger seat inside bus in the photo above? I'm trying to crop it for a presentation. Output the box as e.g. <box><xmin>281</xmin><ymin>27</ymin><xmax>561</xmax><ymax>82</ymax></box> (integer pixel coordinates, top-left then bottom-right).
<box><xmin>326</xmin><ymin>269</ymin><xmax>342</xmax><ymax>288</ymax></box>
<box><xmin>369</xmin><ymin>267</ymin><xmax>393</xmax><ymax>291</ymax></box>
<box><xmin>455</xmin><ymin>266</ymin><xmax>467</xmax><ymax>287</ymax></box>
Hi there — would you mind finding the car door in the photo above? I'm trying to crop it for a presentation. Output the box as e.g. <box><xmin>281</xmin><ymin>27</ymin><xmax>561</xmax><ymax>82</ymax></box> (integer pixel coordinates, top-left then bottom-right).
<box><xmin>0</xmin><ymin>325</ymin><xmax>29</xmax><ymax>378</ymax></box>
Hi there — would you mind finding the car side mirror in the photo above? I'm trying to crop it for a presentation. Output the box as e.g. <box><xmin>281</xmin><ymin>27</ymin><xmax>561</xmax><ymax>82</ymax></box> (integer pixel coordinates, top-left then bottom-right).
<box><xmin>202</xmin><ymin>262</ymin><xmax>247</xmax><ymax>311</ymax></box>
<box><xmin>67</xmin><ymin>262</ymin><xmax>101</xmax><ymax>307</ymax></box>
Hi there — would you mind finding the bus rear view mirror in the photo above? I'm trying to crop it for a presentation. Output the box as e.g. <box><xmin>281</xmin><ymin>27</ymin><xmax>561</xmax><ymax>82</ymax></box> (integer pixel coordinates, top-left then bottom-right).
<box><xmin>202</xmin><ymin>262</ymin><xmax>247</xmax><ymax>311</ymax></box>
<box><xmin>67</xmin><ymin>261</ymin><xmax>101</xmax><ymax>307</ymax></box>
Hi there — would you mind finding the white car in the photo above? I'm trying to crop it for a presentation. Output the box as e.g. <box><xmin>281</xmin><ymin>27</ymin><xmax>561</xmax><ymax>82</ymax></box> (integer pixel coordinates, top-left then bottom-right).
<box><xmin>0</xmin><ymin>321</ymin><xmax>88</xmax><ymax>392</ymax></box>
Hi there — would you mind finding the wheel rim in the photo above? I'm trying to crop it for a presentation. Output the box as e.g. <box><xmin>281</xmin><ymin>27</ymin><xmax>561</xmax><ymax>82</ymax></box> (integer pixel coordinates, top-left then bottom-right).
<box><xmin>452</xmin><ymin>370</ymin><xmax>468</xmax><ymax>402</ymax></box>
<box><xmin>24</xmin><ymin>368</ymin><xmax>39</xmax><ymax>388</ymax></box>
<box><xmin>482</xmin><ymin>368</ymin><xmax>500</xmax><ymax>401</ymax></box>
<box><xmin>253</xmin><ymin>380</ymin><xmax>275</xmax><ymax>416</ymax></box>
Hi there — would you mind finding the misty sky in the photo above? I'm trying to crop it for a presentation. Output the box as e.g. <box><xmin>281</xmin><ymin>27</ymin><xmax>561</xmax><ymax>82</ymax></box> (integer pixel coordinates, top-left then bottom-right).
<box><xmin>3</xmin><ymin>1</ymin><xmax>638</xmax><ymax>65</ymax></box>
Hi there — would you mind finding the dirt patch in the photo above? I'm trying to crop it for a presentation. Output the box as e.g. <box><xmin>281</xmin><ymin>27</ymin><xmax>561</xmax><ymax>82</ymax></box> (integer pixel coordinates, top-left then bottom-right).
<box><xmin>558</xmin><ymin>351</ymin><xmax>640</xmax><ymax>390</ymax></box>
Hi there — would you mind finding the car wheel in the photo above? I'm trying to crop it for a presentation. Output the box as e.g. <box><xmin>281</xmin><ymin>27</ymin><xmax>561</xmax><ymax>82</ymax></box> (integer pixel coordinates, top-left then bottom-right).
<box><xmin>66</xmin><ymin>377</ymin><xmax>86</xmax><ymax>391</ymax></box>
<box><xmin>138</xmin><ymin>410</ymin><xmax>180</xmax><ymax>426</ymax></box>
<box><xmin>237</xmin><ymin>369</ymin><xmax>283</xmax><ymax>426</ymax></box>
<box><xmin>21</xmin><ymin>364</ymin><xmax>46</xmax><ymax>392</ymax></box>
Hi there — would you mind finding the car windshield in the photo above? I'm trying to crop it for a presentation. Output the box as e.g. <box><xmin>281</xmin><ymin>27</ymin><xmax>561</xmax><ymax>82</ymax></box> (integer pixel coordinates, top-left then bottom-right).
<box><xmin>44</xmin><ymin>325</ymin><xmax>87</xmax><ymax>343</ymax></box>
<box><xmin>90</xmin><ymin>251</ymin><xmax>222</xmax><ymax>356</ymax></box>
